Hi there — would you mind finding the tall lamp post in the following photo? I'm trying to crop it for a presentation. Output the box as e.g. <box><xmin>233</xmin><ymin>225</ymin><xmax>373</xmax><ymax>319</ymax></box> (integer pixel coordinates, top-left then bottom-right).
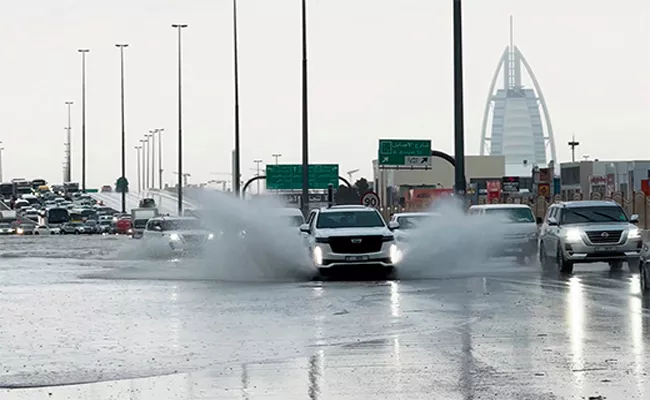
<box><xmin>232</xmin><ymin>0</ymin><xmax>242</xmax><ymax>197</ymax></box>
<box><xmin>172</xmin><ymin>24</ymin><xmax>188</xmax><ymax>215</ymax></box>
<box><xmin>139</xmin><ymin>138</ymin><xmax>147</xmax><ymax>193</ymax></box>
<box><xmin>253</xmin><ymin>159</ymin><xmax>263</xmax><ymax>194</ymax></box>
<box><xmin>144</xmin><ymin>133</ymin><xmax>152</xmax><ymax>190</ymax></box>
<box><xmin>134</xmin><ymin>145</ymin><xmax>142</xmax><ymax>192</ymax></box>
<box><xmin>153</xmin><ymin>128</ymin><xmax>164</xmax><ymax>188</ymax></box>
<box><xmin>300</xmin><ymin>0</ymin><xmax>310</xmax><ymax>216</ymax></box>
<box><xmin>64</xmin><ymin>101</ymin><xmax>73</xmax><ymax>183</ymax></box>
<box><xmin>148</xmin><ymin>129</ymin><xmax>157</xmax><ymax>188</ymax></box>
<box><xmin>115</xmin><ymin>44</ymin><xmax>129</xmax><ymax>213</ymax></box>
<box><xmin>0</xmin><ymin>142</ymin><xmax>4</xmax><ymax>182</ymax></box>
<box><xmin>272</xmin><ymin>153</ymin><xmax>282</xmax><ymax>165</ymax></box>
<box><xmin>78</xmin><ymin>48</ymin><xmax>90</xmax><ymax>192</ymax></box>
<box><xmin>453</xmin><ymin>0</ymin><xmax>466</xmax><ymax>196</ymax></box>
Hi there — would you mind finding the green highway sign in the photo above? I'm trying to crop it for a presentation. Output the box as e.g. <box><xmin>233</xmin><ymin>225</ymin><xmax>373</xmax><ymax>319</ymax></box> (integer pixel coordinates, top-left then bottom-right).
<box><xmin>85</xmin><ymin>189</ymin><xmax>99</xmax><ymax>193</ymax></box>
<box><xmin>378</xmin><ymin>139</ymin><xmax>431</xmax><ymax>166</ymax></box>
<box><xmin>266</xmin><ymin>164</ymin><xmax>339</xmax><ymax>190</ymax></box>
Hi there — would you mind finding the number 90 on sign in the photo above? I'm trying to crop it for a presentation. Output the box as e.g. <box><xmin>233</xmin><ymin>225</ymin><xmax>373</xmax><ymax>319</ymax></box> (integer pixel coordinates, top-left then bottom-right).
<box><xmin>361</xmin><ymin>191</ymin><xmax>380</xmax><ymax>208</ymax></box>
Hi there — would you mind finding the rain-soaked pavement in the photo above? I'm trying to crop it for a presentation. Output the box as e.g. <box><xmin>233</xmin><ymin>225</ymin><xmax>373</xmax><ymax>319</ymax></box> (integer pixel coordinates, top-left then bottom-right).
<box><xmin>1</xmin><ymin>235</ymin><xmax>649</xmax><ymax>399</ymax></box>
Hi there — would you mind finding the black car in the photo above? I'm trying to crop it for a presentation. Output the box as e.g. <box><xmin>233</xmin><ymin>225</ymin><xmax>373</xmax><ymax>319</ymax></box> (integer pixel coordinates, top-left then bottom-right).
<box><xmin>139</xmin><ymin>198</ymin><xmax>156</xmax><ymax>208</ymax></box>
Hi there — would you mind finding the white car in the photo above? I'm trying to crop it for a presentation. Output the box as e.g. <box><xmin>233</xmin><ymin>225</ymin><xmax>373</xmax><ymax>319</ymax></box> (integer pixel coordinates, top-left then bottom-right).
<box><xmin>299</xmin><ymin>205</ymin><xmax>401</xmax><ymax>276</ymax></box>
<box><xmin>33</xmin><ymin>225</ymin><xmax>61</xmax><ymax>235</ymax></box>
<box><xmin>142</xmin><ymin>216</ymin><xmax>215</xmax><ymax>257</ymax></box>
<box><xmin>389</xmin><ymin>212</ymin><xmax>442</xmax><ymax>243</ymax></box>
<box><xmin>468</xmin><ymin>204</ymin><xmax>540</xmax><ymax>264</ymax></box>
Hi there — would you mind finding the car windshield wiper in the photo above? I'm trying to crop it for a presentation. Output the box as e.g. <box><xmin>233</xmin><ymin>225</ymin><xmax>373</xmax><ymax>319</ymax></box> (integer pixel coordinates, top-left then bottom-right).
<box><xmin>565</xmin><ymin>210</ymin><xmax>597</xmax><ymax>223</ymax></box>
<box><xmin>592</xmin><ymin>211</ymin><xmax>625</xmax><ymax>222</ymax></box>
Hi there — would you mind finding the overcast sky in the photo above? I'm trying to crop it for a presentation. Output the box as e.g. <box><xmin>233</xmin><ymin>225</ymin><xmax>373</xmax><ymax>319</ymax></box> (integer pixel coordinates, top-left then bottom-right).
<box><xmin>0</xmin><ymin>0</ymin><xmax>648</xmax><ymax>188</ymax></box>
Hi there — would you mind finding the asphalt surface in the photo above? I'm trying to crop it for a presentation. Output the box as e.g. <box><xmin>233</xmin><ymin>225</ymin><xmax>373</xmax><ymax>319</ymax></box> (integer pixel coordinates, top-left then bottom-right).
<box><xmin>1</xmin><ymin>235</ymin><xmax>649</xmax><ymax>399</ymax></box>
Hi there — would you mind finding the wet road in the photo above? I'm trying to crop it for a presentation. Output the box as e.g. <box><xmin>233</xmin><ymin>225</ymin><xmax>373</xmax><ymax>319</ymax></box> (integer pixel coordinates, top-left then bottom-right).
<box><xmin>1</xmin><ymin>235</ymin><xmax>649</xmax><ymax>399</ymax></box>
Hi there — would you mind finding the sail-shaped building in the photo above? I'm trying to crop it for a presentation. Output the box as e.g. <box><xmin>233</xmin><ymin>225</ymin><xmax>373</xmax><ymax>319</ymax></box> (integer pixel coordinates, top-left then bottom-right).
<box><xmin>479</xmin><ymin>17</ymin><xmax>557</xmax><ymax>177</ymax></box>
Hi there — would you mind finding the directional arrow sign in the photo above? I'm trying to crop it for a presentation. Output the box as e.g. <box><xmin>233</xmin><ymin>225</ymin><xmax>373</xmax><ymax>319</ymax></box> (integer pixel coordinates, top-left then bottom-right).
<box><xmin>378</xmin><ymin>139</ymin><xmax>431</xmax><ymax>166</ymax></box>
<box><xmin>404</xmin><ymin>156</ymin><xmax>431</xmax><ymax>166</ymax></box>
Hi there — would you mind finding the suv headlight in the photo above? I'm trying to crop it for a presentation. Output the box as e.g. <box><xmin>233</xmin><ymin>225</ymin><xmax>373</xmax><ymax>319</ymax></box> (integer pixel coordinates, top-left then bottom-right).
<box><xmin>565</xmin><ymin>228</ymin><xmax>582</xmax><ymax>242</ymax></box>
<box><xmin>207</xmin><ymin>233</ymin><xmax>215</xmax><ymax>240</ymax></box>
<box><xmin>169</xmin><ymin>233</ymin><xmax>181</xmax><ymax>241</ymax></box>
<box><xmin>312</xmin><ymin>246</ymin><xmax>323</xmax><ymax>265</ymax></box>
<box><xmin>389</xmin><ymin>244</ymin><xmax>402</xmax><ymax>264</ymax></box>
<box><xmin>628</xmin><ymin>227</ymin><xmax>641</xmax><ymax>239</ymax></box>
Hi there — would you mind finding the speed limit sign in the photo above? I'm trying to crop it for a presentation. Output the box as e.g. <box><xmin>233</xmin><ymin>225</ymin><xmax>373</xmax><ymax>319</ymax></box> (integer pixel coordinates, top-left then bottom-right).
<box><xmin>361</xmin><ymin>191</ymin><xmax>380</xmax><ymax>208</ymax></box>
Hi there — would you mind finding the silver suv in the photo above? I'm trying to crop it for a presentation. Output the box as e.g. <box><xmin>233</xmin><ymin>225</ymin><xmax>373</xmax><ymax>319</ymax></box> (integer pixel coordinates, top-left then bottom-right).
<box><xmin>538</xmin><ymin>201</ymin><xmax>642</xmax><ymax>273</ymax></box>
<box><xmin>300</xmin><ymin>205</ymin><xmax>400</xmax><ymax>276</ymax></box>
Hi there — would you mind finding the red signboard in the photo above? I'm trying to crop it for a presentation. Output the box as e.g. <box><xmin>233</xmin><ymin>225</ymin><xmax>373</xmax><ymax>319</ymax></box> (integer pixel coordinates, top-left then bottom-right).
<box><xmin>642</xmin><ymin>179</ymin><xmax>650</xmax><ymax>196</ymax></box>
<box><xmin>406</xmin><ymin>188</ymin><xmax>453</xmax><ymax>207</ymax></box>
<box><xmin>486</xmin><ymin>180</ymin><xmax>501</xmax><ymax>202</ymax></box>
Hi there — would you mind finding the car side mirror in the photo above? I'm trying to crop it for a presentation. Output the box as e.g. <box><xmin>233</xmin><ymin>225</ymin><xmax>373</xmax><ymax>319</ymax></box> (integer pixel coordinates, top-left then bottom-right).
<box><xmin>388</xmin><ymin>221</ymin><xmax>399</xmax><ymax>230</ymax></box>
<box><xmin>547</xmin><ymin>217</ymin><xmax>558</xmax><ymax>226</ymax></box>
<box><xmin>630</xmin><ymin>214</ymin><xmax>639</xmax><ymax>224</ymax></box>
<box><xmin>536</xmin><ymin>217</ymin><xmax>543</xmax><ymax>225</ymax></box>
<box><xmin>299</xmin><ymin>224</ymin><xmax>311</xmax><ymax>233</ymax></box>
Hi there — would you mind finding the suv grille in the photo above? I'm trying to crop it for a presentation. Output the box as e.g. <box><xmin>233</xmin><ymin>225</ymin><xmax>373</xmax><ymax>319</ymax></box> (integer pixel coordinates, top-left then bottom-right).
<box><xmin>183</xmin><ymin>234</ymin><xmax>207</xmax><ymax>244</ymax></box>
<box><xmin>586</xmin><ymin>230</ymin><xmax>622</xmax><ymax>244</ymax></box>
<box><xmin>329</xmin><ymin>236</ymin><xmax>383</xmax><ymax>254</ymax></box>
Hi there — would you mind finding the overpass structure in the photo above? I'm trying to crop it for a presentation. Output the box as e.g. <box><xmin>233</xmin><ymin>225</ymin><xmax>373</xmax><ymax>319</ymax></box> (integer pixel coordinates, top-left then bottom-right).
<box><xmin>89</xmin><ymin>189</ymin><xmax>197</xmax><ymax>215</ymax></box>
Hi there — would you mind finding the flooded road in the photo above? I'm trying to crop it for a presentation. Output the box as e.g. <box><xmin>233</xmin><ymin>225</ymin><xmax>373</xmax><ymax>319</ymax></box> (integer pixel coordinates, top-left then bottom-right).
<box><xmin>1</xmin><ymin>235</ymin><xmax>648</xmax><ymax>399</ymax></box>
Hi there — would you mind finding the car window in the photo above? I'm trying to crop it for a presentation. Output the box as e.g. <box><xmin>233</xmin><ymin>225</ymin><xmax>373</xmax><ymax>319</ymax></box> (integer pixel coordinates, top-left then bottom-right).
<box><xmin>560</xmin><ymin>206</ymin><xmax>627</xmax><ymax>224</ymax></box>
<box><xmin>316</xmin><ymin>211</ymin><xmax>385</xmax><ymax>229</ymax></box>
<box><xmin>484</xmin><ymin>207</ymin><xmax>535</xmax><ymax>223</ymax></box>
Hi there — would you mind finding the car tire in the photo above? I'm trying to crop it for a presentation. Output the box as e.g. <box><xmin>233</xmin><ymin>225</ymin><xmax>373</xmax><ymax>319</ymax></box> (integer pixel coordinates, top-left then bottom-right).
<box><xmin>74</xmin><ymin>230</ymin><xmax>80</xmax><ymax>235</ymax></box>
<box><xmin>557</xmin><ymin>247</ymin><xmax>573</xmax><ymax>274</ymax></box>
<box><xmin>640</xmin><ymin>263</ymin><xmax>649</xmax><ymax>293</ymax></box>
<box><xmin>539</xmin><ymin>244</ymin><xmax>551</xmax><ymax>268</ymax></box>
<box><xmin>34</xmin><ymin>232</ymin><xmax>39</xmax><ymax>235</ymax></box>
<box><xmin>609</xmin><ymin>261</ymin><xmax>624</xmax><ymax>271</ymax></box>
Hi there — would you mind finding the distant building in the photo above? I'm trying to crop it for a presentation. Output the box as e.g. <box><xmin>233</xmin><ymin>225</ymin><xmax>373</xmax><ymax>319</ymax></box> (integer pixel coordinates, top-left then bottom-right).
<box><xmin>372</xmin><ymin>155</ymin><xmax>506</xmax><ymax>208</ymax></box>
<box><xmin>559</xmin><ymin>160</ymin><xmax>650</xmax><ymax>198</ymax></box>
<box><xmin>479</xmin><ymin>17</ymin><xmax>557</xmax><ymax>177</ymax></box>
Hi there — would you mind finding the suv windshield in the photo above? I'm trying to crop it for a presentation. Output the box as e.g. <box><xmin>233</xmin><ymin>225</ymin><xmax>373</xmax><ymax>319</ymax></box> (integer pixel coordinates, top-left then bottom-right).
<box><xmin>396</xmin><ymin>215</ymin><xmax>437</xmax><ymax>229</ymax></box>
<box><xmin>484</xmin><ymin>207</ymin><xmax>535</xmax><ymax>223</ymax></box>
<box><xmin>161</xmin><ymin>219</ymin><xmax>204</xmax><ymax>231</ymax></box>
<box><xmin>316</xmin><ymin>211</ymin><xmax>385</xmax><ymax>229</ymax></box>
<box><xmin>561</xmin><ymin>206</ymin><xmax>628</xmax><ymax>224</ymax></box>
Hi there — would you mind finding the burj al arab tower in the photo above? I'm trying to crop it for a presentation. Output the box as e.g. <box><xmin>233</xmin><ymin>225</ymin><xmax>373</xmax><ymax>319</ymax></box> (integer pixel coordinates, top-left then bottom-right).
<box><xmin>479</xmin><ymin>17</ymin><xmax>557</xmax><ymax>177</ymax></box>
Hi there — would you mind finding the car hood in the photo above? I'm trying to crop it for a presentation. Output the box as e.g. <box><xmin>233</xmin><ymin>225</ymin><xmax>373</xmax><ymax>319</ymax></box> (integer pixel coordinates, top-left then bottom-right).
<box><xmin>173</xmin><ymin>230</ymin><xmax>212</xmax><ymax>236</ymax></box>
<box><xmin>315</xmin><ymin>227</ymin><xmax>391</xmax><ymax>238</ymax></box>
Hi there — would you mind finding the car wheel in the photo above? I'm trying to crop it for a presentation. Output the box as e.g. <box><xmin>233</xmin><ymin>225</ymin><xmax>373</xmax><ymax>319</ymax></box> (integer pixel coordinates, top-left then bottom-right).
<box><xmin>641</xmin><ymin>263</ymin><xmax>649</xmax><ymax>293</ymax></box>
<box><xmin>609</xmin><ymin>261</ymin><xmax>624</xmax><ymax>271</ymax></box>
<box><xmin>539</xmin><ymin>243</ymin><xmax>551</xmax><ymax>268</ymax></box>
<box><xmin>557</xmin><ymin>247</ymin><xmax>573</xmax><ymax>274</ymax></box>
<box><xmin>34</xmin><ymin>232</ymin><xmax>39</xmax><ymax>235</ymax></box>
<box><xmin>74</xmin><ymin>230</ymin><xmax>80</xmax><ymax>235</ymax></box>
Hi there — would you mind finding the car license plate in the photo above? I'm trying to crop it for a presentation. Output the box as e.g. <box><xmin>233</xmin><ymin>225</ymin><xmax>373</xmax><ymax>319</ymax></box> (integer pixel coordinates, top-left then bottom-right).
<box><xmin>595</xmin><ymin>247</ymin><xmax>615</xmax><ymax>252</ymax></box>
<box><xmin>345</xmin><ymin>255</ymin><xmax>369</xmax><ymax>261</ymax></box>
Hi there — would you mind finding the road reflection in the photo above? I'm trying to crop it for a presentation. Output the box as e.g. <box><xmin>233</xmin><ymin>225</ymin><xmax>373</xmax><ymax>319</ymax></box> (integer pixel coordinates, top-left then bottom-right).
<box><xmin>566</xmin><ymin>276</ymin><xmax>585</xmax><ymax>394</ymax></box>
<box><xmin>628</xmin><ymin>279</ymin><xmax>645</xmax><ymax>398</ymax></box>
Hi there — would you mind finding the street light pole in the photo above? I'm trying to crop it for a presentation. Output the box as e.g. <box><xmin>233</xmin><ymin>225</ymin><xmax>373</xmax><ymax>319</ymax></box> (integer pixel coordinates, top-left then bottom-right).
<box><xmin>232</xmin><ymin>0</ymin><xmax>242</xmax><ymax>197</ymax></box>
<box><xmin>65</xmin><ymin>101</ymin><xmax>73</xmax><ymax>183</ymax></box>
<box><xmin>78</xmin><ymin>48</ymin><xmax>90</xmax><ymax>192</ymax></box>
<box><xmin>135</xmin><ymin>145</ymin><xmax>142</xmax><ymax>192</ymax></box>
<box><xmin>139</xmin><ymin>138</ymin><xmax>146</xmax><ymax>193</ymax></box>
<box><xmin>272</xmin><ymin>153</ymin><xmax>282</xmax><ymax>165</ymax></box>
<box><xmin>156</xmin><ymin>128</ymin><xmax>164</xmax><ymax>189</ymax></box>
<box><xmin>0</xmin><ymin>142</ymin><xmax>4</xmax><ymax>182</ymax></box>
<box><xmin>115</xmin><ymin>44</ymin><xmax>129</xmax><ymax>213</ymax></box>
<box><xmin>172</xmin><ymin>24</ymin><xmax>188</xmax><ymax>215</ymax></box>
<box><xmin>253</xmin><ymin>159</ymin><xmax>263</xmax><ymax>194</ymax></box>
<box><xmin>300</xmin><ymin>0</ymin><xmax>310</xmax><ymax>216</ymax></box>
<box><xmin>149</xmin><ymin>130</ymin><xmax>156</xmax><ymax>189</ymax></box>
<box><xmin>453</xmin><ymin>0</ymin><xmax>466</xmax><ymax>197</ymax></box>
<box><xmin>144</xmin><ymin>133</ymin><xmax>152</xmax><ymax>190</ymax></box>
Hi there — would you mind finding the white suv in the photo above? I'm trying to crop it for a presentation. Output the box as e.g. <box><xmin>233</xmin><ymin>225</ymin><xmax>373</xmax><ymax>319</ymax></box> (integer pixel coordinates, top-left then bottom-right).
<box><xmin>299</xmin><ymin>205</ymin><xmax>401</xmax><ymax>276</ymax></box>
<box><xmin>538</xmin><ymin>201</ymin><xmax>642</xmax><ymax>273</ymax></box>
<box><xmin>142</xmin><ymin>216</ymin><xmax>215</xmax><ymax>257</ymax></box>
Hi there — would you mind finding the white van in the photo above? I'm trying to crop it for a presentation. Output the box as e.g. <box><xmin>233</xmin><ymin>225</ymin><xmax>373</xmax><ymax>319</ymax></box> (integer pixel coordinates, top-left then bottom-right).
<box><xmin>468</xmin><ymin>204</ymin><xmax>540</xmax><ymax>264</ymax></box>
